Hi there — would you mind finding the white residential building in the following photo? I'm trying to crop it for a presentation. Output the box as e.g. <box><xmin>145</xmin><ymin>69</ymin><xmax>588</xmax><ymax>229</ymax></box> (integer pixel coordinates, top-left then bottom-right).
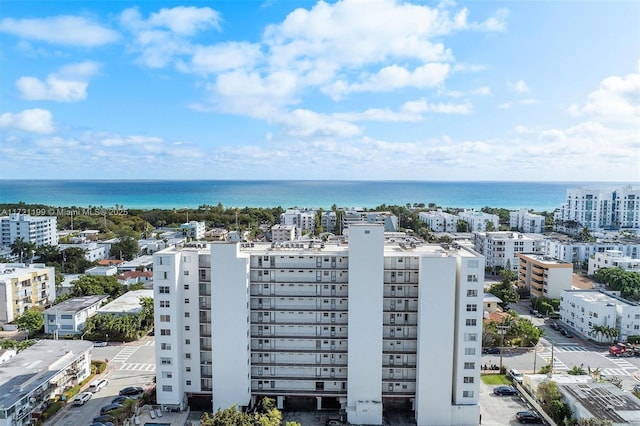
<box><xmin>418</xmin><ymin>209</ymin><xmax>458</xmax><ymax>233</ymax></box>
<box><xmin>0</xmin><ymin>340</ymin><xmax>93</xmax><ymax>426</ymax></box>
<box><xmin>509</xmin><ymin>209</ymin><xmax>546</xmax><ymax>234</ymax></box>
<box><xmin>181</xmin><ymin>221</ymin><xmax>206</xmax><ymax>240</ymax></box>
<box><xmin>543</xmin><ymin>239</ymin><xmax>640</xmax><ymax>265</ymax></box>
<box><xmin>58</xmin><ymin>242</ymin><xmax>108</xmax><ymax>262</ymax></box>
<box><xmin>516</xmin><ymin>253</ymin><xmax>573</xmax><ymax>299</ymax></box>
<box><xmin>0</xmin><ymin>213</ymin><xmax>57</xmax><ymax>247</ymax></box>
<box><xmin>554</xmin><ymin>186</ymin><xmax>640</xmax><ymax>231</ymax></box>
<box><xmin>474</xmin><ymin>232</ymin><xmax>544</xmax><ymax>271</ymax></box>
<box><xmin>0</xmin><ymin>263</ymin><xmax>56</xmax><ymax>324</ymax></box>
<box><xmin>321</xmin><ymin>211</ymin><xmax>337</xmax><ymax>234</ymax></box>
<box><xmin>270</xmin><ymin>224</ymin><xmax>297</xmax><ymax>242</ymax></box>
<box><xmin>42</xmin><ymin>295</ymin><xmax>108</xmax><ymax>335</ymax></box>
<box><xmin>153</xmin><ymin>225</ymin><xmax>484</xmax><ymax>426</ymax></box>
<box><xmin>342</xmin><ymin>210</ymin><xmax>398</xmax><ymax>232</ymax></box>
<box><xmin>458</xmin><ymin>210</ymin><xmax>499</xmax><ymax>232</ymax></box>
<box><xmin>85</xmin><ymin>266</ymin><xmax>118</xmax><ymax>276</ymax></box>
<box><xmin>280</xmin><ymin>209</ymin><xmax>316</xmax><ymax>233</ymax></box>
<box><xmin>588</xmin><ymin>250</ymin><xmax>640</xmax><ymax>275</ymax></box>
<box><xmin>559</xmin><ymin>289</ymin><xmax>640</xmax><ymax>342</ymax></box>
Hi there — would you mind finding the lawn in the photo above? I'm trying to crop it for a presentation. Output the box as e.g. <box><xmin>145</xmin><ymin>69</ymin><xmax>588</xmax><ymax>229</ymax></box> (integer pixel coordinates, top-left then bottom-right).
<box><xmin>481</xmin><ymin>374</ymin><xmax>512</xmax><ymax>385</ymax></box>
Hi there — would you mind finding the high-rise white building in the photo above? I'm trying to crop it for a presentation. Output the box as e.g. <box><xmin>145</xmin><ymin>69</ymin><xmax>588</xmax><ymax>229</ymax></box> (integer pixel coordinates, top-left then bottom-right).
<box><xmin>474</xmin><ymin>232</ymin><xmax>544</xmax><ymax>271</ymax></box>
<box><xmin>0</xmin><ymin>213</ymin><xmax>57</xmax><ymax>247</ymax></box>
<box><xmin>509</xmin><ymin>209</ymin><xmax>546</xmax><ymax>234</ymax></box>
<box><xmin>418</xmin><ymin>209</ymin><xmax>458</xmax><ymax>233</ymax></box>
<box><xmin>554</xmin><ymin>186</ymin><xmax>640</xmax><ymax>231</ymax></box>
<box><xmin>153</xmin><ymin>225</ymin><xmax>484</xmax><ymax>426</ymax></box>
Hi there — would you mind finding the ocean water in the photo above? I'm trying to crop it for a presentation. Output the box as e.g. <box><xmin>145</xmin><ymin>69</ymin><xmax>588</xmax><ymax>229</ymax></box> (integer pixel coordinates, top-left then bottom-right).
<box><xmin>0</xmin><ymin>180</ymin><xmax>635</xmax><ymax>211</ymax></box>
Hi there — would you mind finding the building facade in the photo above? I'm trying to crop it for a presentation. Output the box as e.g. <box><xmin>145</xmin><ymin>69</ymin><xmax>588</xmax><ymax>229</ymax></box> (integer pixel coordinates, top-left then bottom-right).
<box><xmin>0</xmin><ymin>213</ymin><xmax>57</xmax><ymax>248</ymax></box>
<box><xmin>0</xmin><ymin>263</ymin><xmax>56</xmax><ymax>324</ymax></box>
<box><xmin>0</xmin><ymin>340</ymin><xmax>93</xmax><ymax>426</ymax></box>
<box><xmin>153</xmin><ymin>225</ymin><xmax>484</xmax><ymax>426</ymax></box>
<box><xmin>543</xmin><ymin>239</ymin><xmax>640</xmax><ymax>265</ymax></box>
<box><xmin>458</xmin><ymin>210</ymin><xmax>499</xmax><ymax>233</ymax></box>
<box><xmin>42</xmin><ymin>295</ymin><xmax>108</xmax><ymax>335</ymax></box>
<box><xmin>181</xmin><ymin>221</ymin><xmax>206</xmax><ymax>240</ymax></box>
<box><xmin>587</xmin><ymin>250</ymin><xmax>640</xmax><ymax>275</ymax></box>
<box><xmin>270</xmin><ymin>225</ymin><xmax>297</xmax><ymax>242</ymax></box>
<box><xmin>559</xmin><ymin>290</ymin><xmax>640</xmax><ymax>342</ymax></box>
<box><xmin>509</xmin><ymin>209</ymin><xmax>545</xmax><ymax>234</ymax></box>
<box><xmin>418</xmin><ymin>210</ymin><xmax>458</xmax><ymax>233</ymax></box>
<box><xmin>474</xmin><ymin>232</ymin><xmax>544</xmax><ymax>271</ymax></box>
<box><xmin>280</xmin><ymin>209</ymin><xmax>316</xmax><ymax>233</ymax></box>
<box><xmin>516</xmin><ymin>254</ymin><xmax>573</xmax><ymax>299</ymax></box>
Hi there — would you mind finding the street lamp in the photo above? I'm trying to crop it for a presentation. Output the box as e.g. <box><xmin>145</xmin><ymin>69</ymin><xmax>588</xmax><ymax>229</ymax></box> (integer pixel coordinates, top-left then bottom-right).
<box><xmin>498</xmin><ymin>325</ymin><xmax>508</xmax><ymax>372</ymax></box>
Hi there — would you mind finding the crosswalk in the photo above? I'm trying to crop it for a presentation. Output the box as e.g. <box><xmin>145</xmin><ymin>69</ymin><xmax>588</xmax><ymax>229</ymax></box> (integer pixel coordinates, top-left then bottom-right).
<box><xmin>111</xmin><ymin>346</ymin><xmax>140</xmax><ymax>363</ymax></box>
<box><xmin>539</xmin><ymin>348</ymin><xmax>568</xmax><ymax>371</ymax></box>
<box><xmin>535</xmin><ymin>344</ymin><xmax>639</xmax><ymax>377</ymax></box>
<box><xmin>119</xmin><ymin>363</ymin><xmax>156</xmax><ymax>372</ymax></box>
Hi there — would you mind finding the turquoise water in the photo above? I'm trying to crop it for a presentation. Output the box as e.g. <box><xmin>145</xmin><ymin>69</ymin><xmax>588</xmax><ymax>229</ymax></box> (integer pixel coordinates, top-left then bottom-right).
<box><xmin>0</xmin><ymin>180</ymin><xmax>635</xmax><ymax>211</ymax></box>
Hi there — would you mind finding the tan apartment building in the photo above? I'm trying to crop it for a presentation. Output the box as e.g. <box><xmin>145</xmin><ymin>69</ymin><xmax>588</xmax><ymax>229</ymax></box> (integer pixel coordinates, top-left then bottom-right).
<box><xmin>517</xmin><ymin>253</ymin><xmax>572</xmax><ymax>299</ymax></box>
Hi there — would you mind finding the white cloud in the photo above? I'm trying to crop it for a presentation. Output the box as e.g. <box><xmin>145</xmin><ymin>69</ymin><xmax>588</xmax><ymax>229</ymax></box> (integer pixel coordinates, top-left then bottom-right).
<box><xmin>0</xmin><ymin>16</ymin><xmax>119</xmax><ymax>46</ymax></box>
<box><xmin>508</xmin><ymin>80</ymin><xmax>530</xmax><ymax>93</ymax></box>
<box><xmin>401</xmin><ymin>98</ymin><xmax>472</xmax><ymax>114</ymax></box>
<box><xmin>0</xmin><ymin>109</ymin><xmax>54</xmax><ymax>134</ymax></box>
<box><xmin>185</xmin><ymin>42</ymin><xmax>263</xmax><ymax>75</ymax></box>
<box><xmin>472</xmin><ymin>86</ymin><xmax>492</xmax><ymax>96</ymax></box>
<box><xmin>278</xmin><ymin>109</ymin><xmax>362</xmax><ymax>138</ymax></box>
<box><xmin>16</xmin><ymin>61</ymin><xmax>100</xmax><ymax>102</ymax></box>
<box><xmin>579</xmin><ymin>71</ymin><xmax>640</xmax><ymax>124</ymax></box>
<box><xmin>148</xmin><ymin>6</ymin><xmax>221</xmax><ymax>35</ymax></box>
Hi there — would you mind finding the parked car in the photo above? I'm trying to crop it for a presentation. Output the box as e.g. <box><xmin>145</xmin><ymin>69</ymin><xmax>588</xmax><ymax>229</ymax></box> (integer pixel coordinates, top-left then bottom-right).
<box><xmin>88</xmin><ymin>378</ymin><xmax>108</xmax><ymax>393</ymax></box>
<box><xmin>92</xmin><ymin>415</ymin><xmax>115</xmax><ymax>424</ymax></box>
<box><xmin>516</xmin><ymin>410</ymin><xmax>543</xmax><ymax>423</ymax></box>
<box><xmin>100</xmin><ymin>403</ymin><xmax>124</xmax><ymax>415</ymax></box>
<box><xmin>483</xmin><ymin>347</ymin><xmax>500</xmax><ymax>354</ymax></box>
<box><xmin>633</xmin><ymin>384</ymin><xmax>640</xmax><ymax>393</ymax></box>
<box><xmin>119</xmin><ymin>386</ymin><xmax>144</xmax><ymax>397</ymax></box>
<box><xmin>493</xmin><ymin>385</ymin><xmax>518</xmax><ymax>396</ymax></box>
<box><xmin>326</xmin><ymin>419</ymin><xmax>343</xmax><ymax>426</ymax></box>
<box><xmin>111</xmin><ymin>395</ymin><xmax>132</xmax><ymax>405</ymax></box>
<box><xmin>73</xmin><ymin>392</ymin><xmax>92</xmax><ymax>406</ymax></box>
<box><xmin>508</xmin><ymin>369</ymin><xmax>523</xmax><ymax>383</ymax></box>
<box><xmin>93</xmin><ymin>341</ymin><xmax>107</xmax><ymax>347</ymax></box>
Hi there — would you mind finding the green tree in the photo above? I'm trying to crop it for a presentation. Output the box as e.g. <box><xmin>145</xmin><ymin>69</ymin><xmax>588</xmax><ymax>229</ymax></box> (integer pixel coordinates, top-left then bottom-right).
<box><xmin>16</xmin><ymin>309</ymin><xmax>44</xmax><ymax>338</ymax></box>
<box><xmin>567</xmin><ymin>365</ymin><xmax>587</xmax><ymax>375</ymax></box>
<box><xmin>110</xmin><ymin>235</ymin><xmax>139</xmax><ymax>261</ymax></box>
<box><xmin>139</xmin><ymin>296</ymin><xmax>154</xmax><ymax>330</ymax></box>
<box><xmin>577</xmin><ymin>418</ymin><xmax>613</xmax><ymax>426</ymax></box>
<box><xmin>456</xmin><ymin>220</ymin><xmax>469</xmax><ymax>232</ymax></box>
<box><xmin>10</xmin><ymin>237</ymin><xmax>36</xmax><ymax>263</ymax></box>
<box><xmin>537</xmin><ymin>381</ymin><xmax>571</xmax><ymax>424</ymax></box>
<box><xmin>70</xmin><ymin>275</ymin><xmax>125</xmax><ymax>299</ymax></box>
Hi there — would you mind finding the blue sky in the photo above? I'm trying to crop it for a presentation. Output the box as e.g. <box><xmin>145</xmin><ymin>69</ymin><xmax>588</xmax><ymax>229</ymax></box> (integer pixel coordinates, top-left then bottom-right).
<box><xmin>0</xmin><ymin>0</ymin><xmax>638</xmax><ymax>181</ymax></box>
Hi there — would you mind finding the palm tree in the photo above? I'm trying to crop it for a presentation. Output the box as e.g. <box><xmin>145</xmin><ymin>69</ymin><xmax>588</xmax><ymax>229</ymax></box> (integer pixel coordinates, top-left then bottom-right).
<box><xmin>10</xmin><ymin>237</ymin><xmax>28</xmax><ymax>263</ymax></box>
<box><xmin>591</xmin><ymin>325</ymin><xmax>606</xmax><ymax>343</ymax></box>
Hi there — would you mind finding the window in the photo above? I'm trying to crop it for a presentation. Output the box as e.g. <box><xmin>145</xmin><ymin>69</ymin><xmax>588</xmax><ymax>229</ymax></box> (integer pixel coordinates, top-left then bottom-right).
<box><xmin>186</xmin><ymin>380</ymin><xmax>191</xmax><ymax>386</ymax></box>
<box><xmin>185</xmin><ymin>325</ymin><xmax>190</xmax><ymax>331</ymax></box>
<box><xmin>463</xmin><ymin>390</ymin><xmax>474</xmax><ymax>398</ymax></box>
<box><xmin>163</xmin><ymin>272</ymin><xmax>168</xmax><ymax>279</ymax></box>
<box><xmin>464</xmin><ymin>362</ymin><xmax>475</xmax><ymax>369</ymax></box>
<box><xmin>160</xmin><ymin>357</ymin><xmax>172</xmax><ymax>365</ymax></box>
<box><xmin>184</xmin><ymin>284</ymin><xmax>189</xmax><ymax>289</ymax></box>
<box><xmin>184</xmin><ymin>298</ymin><xmax>189</xmax><ymax>304</ymax></box>
<box><xmin>185</xmin><ymin>339</ymin><xmax>191</xmax><ymax>344</ymax></box>
<box><xmin>185</xmin><ymin>312</ymin><xmax>190</xmax><ymax>318</ymax></box>
<box><xmin>466</xmin><ymin>304</ymin><xmax>477</xmax><ymax>312</ymax></box>
<box><xmin>160</xmin><ymin>343</ymin><xmax>171</xmax><ymax>350</ymax></box>
<box><xmin>184</xmin><ymin>271</ymin><xmax>189</xmax><ymax>276</ymax></box>
<box><xmin>464</xmin><ymin>333</ymin><xmax>477</xmax><ymax>341</ymax></box>
<box><xmin>466</xmin><ymin>289</ymin><xmax>478</xmax><ymax>297</ymax></box>
<box><xmin>464</xmin><ymin>347</ymin><xmax>476</xmax><ymax>355</ymax></box>
<box><xmin>160</xmin><ymin>315</ymin><xmax>170</xmax><ymax>322</ymax></box>
<box><xmin>160</xmin><ymin>329</ymin><xmax>171</xmax><ymax>336</ymax></box>
<box><xmin>185</xmin><ymin>353</ymin><xmax>191</xmax><ymax>359</ymax></box>
<box><xmin>463</xmin><ymin>377</ymin><xmax>474</xmax><ymax>383</ymax></box>
<box><xmin>467</xmin><ymin>275</ymin><xmax>478</xmax><ymax>282</ymax></box>
<box><xmin>186</xmin><ymin>367</ymin><xmax>191</xmax><ymax>372</ymax></box>
<box><xmin>465</xmin><ymin>319</ymin><xmax>477</xmax><ymax>326</ymax></box>
<box><xmin>162</xmin><ymin>385</ymin><xmax>173</xmax><ymax>392</ymax></box>
<box><xmin>162</xmin><ymin>371</ymin><xmax>173</xmax><ymax>379</ymax></box>
<box><xmin>160</xmin><ymin>300</ymin><xmax>170</xmax><ymax>308</ymax></box>
<box><xmin>159</xmin><ymin>286</ymin><xmax>170</xmax><ymax>294</ymax></box>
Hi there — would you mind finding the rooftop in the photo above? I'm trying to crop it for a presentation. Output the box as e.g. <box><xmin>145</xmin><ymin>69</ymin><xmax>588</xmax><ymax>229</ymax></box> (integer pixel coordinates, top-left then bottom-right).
<box><xmin>518</xmin><ymin>253</ymin><xmax>572</xmax><ymax>265</ymax></box>
<box><xmin>560</xmin><ymin>382</ymin><xmax>640</xmax><ymax>425</ymax></box>
<box><xmin>0</xmin><ymin>340</ymin><xmax>93</xmax><ymax>410</ymax></box>
<box><xmin>42</xmin><ymin>295</ymin><xmax>108</xmax><ymax>315</ymax></box>
<box><xmin>0</xmin><ymin>263</ymin><xmax>52</xmax><ymax>279</ymax></box>
<box><xmin>563</xmin><ymin>289</ymin><xmax>639</xmax><ymax>307</ymax></box>
<box><xmin>98</xmin><ymin>289</ymin><xmax>154</xmax><ymax>315</ymax></box>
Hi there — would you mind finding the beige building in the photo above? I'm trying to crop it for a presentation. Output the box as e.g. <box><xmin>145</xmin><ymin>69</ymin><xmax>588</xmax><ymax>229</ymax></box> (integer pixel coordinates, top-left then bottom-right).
<box><xmin>0</xmin><ymin>263</ymin><xmax>56</xmax><ymax>324</ymax></box>
<box><xmin>517</xmin><ymin>254</ymin><xmax>573</xmax><ymax>299</ymax></box>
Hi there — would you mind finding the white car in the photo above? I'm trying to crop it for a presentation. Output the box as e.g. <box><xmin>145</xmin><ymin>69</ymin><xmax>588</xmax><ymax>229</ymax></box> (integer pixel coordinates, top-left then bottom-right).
<box><xmin>73</xmin><ymin>392</ymin><xmax>92</xmax><ymax>406</ymax></box>
<box><xmin>93</xmin><ymin>341</ymin><xmax>107</xmax><ymax>347</ymax></box>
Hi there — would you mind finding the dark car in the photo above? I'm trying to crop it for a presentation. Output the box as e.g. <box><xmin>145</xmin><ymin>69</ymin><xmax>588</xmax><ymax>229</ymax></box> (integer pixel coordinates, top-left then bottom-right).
<box><xmin>493</xmin><ymin>385</ymin><xmax>518</xmax><ymax>396</ymax></box>
<box><xmin>92</xmin><ymin>415</ymin><xmax>115</xmax><ymax>424</ymax></box>
<box><xmin>100</xmin><ymin>403</ymin><xmax>124</xmax><ymax>415</ymax></box>
<box><xmin>111</xmin><ymin>395</ymin><xmax>132</xmax><ymax>405</ymax></box>
<box><xmin>516</xmin><ymin>411</ymin><xmax>543</xmax><ymax>423</ymax></box>
<box><xmin>119</xmin><ymin>386</ymin><xmax>144</xmax><ymax>397</ymax></box>
<box><xmin>483</xmin><ymin>347</ymin><xmax>500</xmax><ymax>354</ymax></box>
<box><xmin>326</xmin><ymin>419</ymin><xmax>343</xmax><ymax>426</ymax></box>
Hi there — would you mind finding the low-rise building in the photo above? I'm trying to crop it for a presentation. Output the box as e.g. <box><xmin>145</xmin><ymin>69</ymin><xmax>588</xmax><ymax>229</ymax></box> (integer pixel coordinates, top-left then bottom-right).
<box><xmin>42</xmin><ymin>295</ymin><xmax>108</xmax><ymax>335</ymax></box>
<box><xmin>85</xmin><ymin>266</ymin><xmax>117</xmax><ymax>276</ymax></box>
<box><xmin>509</xmin><ymin>209</ymin><xmax>545</xmax><ymax>234</ymax></box>
<box><xmin>559</xmin><ymin>289</ymin><xmax>640</xmax><ymax>342</ymax></box>
<box><xmin>342</xmin><ymin>209</ymin><xmax>398</xmax><ymax>232</ymax></box>
<box><xmin>58</xmin><ymin>242</ymin><xmax>109</xmax><ymax>262</ymax></box>
<box><xmin>517</xmin><ymin>254</ymin><xmax>573</xmax><ymax>299</ymax></box>
<box><xmin>474</xmin><ymin>232</ymin><xmax>544</xmax><ymax>271</ymax></box>
<box><xmin>587</xmin><ymin>250</ymin><xmax>640</xmax><ymax>275</ymax></box>
<box><xmin>0</xmin><ymin>340</ymin><xmax>93</xmax><ymax>426</ymax></box>
<box><xmin>117</xmin><ymin>256</ymin><xmax>154</xmax><ymax>272</ymax></box>
<box><xmin>271</xmin><ymin>224</ymin><xmax>297</xmax><ymax>242</ymax></box>
<box><xmin>180</xmin><ymin>221</ymin><xmax>206</xmax><ymax>240</ymax></box>
<box><xmin>117</xmin><ymin>271</ymin><xmax>153</xmax><ymax>287</ymax></box>
<box><xmin>418</xmin><ymin>209</ymin><xmax>458</xmax><ymax>233</ymax></box>
<box><xmin>459</xmin><ymin>210</ymin><xmax>499</xmax><ymax>232</ymax></box>
<box><xmin>559</xmin><ymin>381</ymin><xmax>640</xmax><ymax>425</ymax></box>
<box><xmin>0</xmin><ymin>263</ymin><xmax>56</xmax><ymax>324</ymax></box>
<box><xmin>97</xmin><ymin>289</ymin><xmax>153</xmax><ymax>316</ymax></box>
<box><xmin>543</xmin><ymin>239</ymin><xmax>640</xmax><ymax>265</ymax></box>
<box><xmin>280</xmin><ymin>209</ymin><xmax>316</xmax><ymax>233</ymax></box>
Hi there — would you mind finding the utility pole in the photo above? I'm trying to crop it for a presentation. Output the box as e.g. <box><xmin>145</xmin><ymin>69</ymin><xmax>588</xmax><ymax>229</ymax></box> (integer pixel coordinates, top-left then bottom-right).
<box><xmin>498</xmin><ymin>325</ymin><xmax>508</xmax><ymax>372</ymax></box>
<box><xmin>548</xmin><ymin>343</ymin><xmax>554</xmax><ymax>377</ymax></box>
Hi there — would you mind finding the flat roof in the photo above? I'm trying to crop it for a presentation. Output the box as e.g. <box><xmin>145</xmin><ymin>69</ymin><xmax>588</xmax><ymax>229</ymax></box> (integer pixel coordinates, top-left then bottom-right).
<box><xmin>560</xmin><ymin>382</ymin><xmax>640</xmax><ymax>424</ymax></box>
<box><xmin>518</xmin><ymin>253</ymin><xmax>571</xmax><ymax>265</ymax></box>
<box><xmin>0</xmin><ymin>264</ymin><xmax>52</xmax><ymax>279</ymax></box>
<box><xmin>563</xmin><ymin>290</ymin><xmax>639</xmax><ymax>307</ymax></box>
<box><xmin>98</xmin><ymin>289</ymin><xmax>153</xmax><ymax>315</ymax></box>
<box><xmin>0</xmin><ymin>340</ymin><xmax>93</xmax><ymax>410</ymax></box>
<box><xmin>42</xmin><ymin>295</ymin><xmax>108</xmax><ymax>315</ymax></box>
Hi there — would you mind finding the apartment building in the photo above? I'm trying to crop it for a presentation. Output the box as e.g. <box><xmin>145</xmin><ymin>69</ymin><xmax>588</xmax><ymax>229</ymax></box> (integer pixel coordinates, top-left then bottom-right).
<box><xmin>559</xmin><ymin>290</ymin><xmax>640</xmax><ymax>342</ymax></box>
<box><xmin>458</xmin><ymin>210</ymin><xmax>499</xmax><ymax>232</ymax></box>
<box><xmin>341</xmin><ymin>210</ymin><xmax>398</xmax><ymax>233</ymax></box>
<box><xmin>58</xmin><ymin>242</ymin><xmax>108</xmax><ymax>262</ymax></box>
<box><xmin>0</xmin><ymin>340</ymin><xmax>93</xmax><ymax>426</ymax></box>
<box><xmin>509</xmin><ymin>209</ymin><xmax>545</xmax><ymax>234</ymax></box>
<box><xmin>321</xmin><ymin>211</ymin><xmax>337</xmax><ymax>234</ymax></box>
<box><xmin>554</xmin><ymin>186</ymin><xmax>640</xmax><ymax>231</ymax></box>
<box><xmin>153</xmin><ymin>225</ymin><xmax>484</xmax><ymax>426</ymax></box>
<box><xmin>516</xmin><ymin>254</ymin><xmax>573</xmax><ymax>299</ymax></box>
<box><xmin>42</xmin><ymin>294</ymin><xmax>108</xmax><ymax>336</ymax></box>
<box><xmin>588</xmin><ymin>250</ymin><xmax>640</xmax><ymax>275</ymax></box>
<box><xmin>280</xmin><ymin>209</ymin><xmax>316</xmax><ymax>233</ymax></box>
<box><xmin>474</xmin><ymin>232</ymin><xmax>544</xmax><ymax>271</ymax></box>
<box><xmin>0</xmin><ymin>213</ymin><xmax>57</xmax><ymax>247</ymax></box>
<box><xmin>418</xmin><ymin>209</ymin><xmax>458</xmax><ymax>233</ymax></box>
<box><xmin>271</xmin><ymin>224</ymin><xmax>297</xmax><ymax>242</ymax></box>
<box><xmin>543</xmin><ymin>239</ymin><xmax>640</xmax><ymax>265</ymax></box>
<box><xmin>0</xmin><ymin>263</ymin><xmax>56</xmax><ymax>324</ymax></box>
<box><xmin>181</xmin><ymin>221</ymin><xmax>206</xmax><ymax>240</ymax></box>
